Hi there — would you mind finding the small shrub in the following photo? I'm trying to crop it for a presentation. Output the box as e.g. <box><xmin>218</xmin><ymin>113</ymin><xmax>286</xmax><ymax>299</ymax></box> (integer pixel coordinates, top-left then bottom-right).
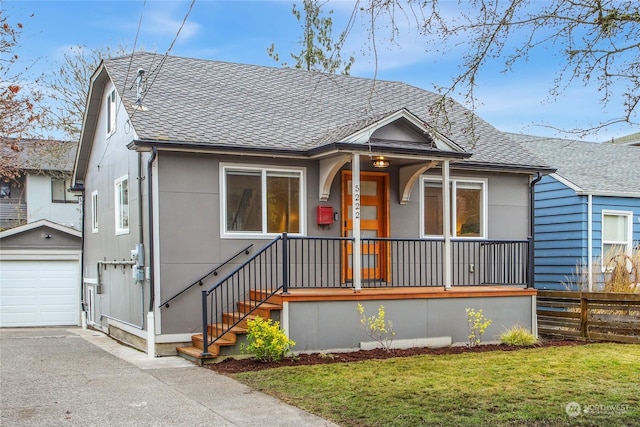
<box><xmin>240</xmin><ymin>316</ymin><xmax>295</xmax><ymax>362</ymax></box>
<box><xmin>466</xmin><ymin>308</ymin><xmax>492</xmax><ymax>347</ymax></box>
<box><xmin>500</xmin><ymin>325</ymin><xmax>538</xmax><ymax>346</ymax></box>
<box><xmin>357</xmin><ymin>303</ymin><xmax>395</xmax><ymax>351</ymax></box>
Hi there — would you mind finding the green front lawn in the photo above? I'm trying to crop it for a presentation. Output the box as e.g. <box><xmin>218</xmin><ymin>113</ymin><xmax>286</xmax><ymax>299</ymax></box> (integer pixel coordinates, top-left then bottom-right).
<box><xmin>233</xmin><ymin>343</ymin><xmax>640</xmax><ymax>426</ymax></box>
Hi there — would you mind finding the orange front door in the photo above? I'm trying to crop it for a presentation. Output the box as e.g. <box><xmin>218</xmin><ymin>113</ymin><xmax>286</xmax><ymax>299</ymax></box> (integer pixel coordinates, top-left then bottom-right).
<box><xmin>342</xmin><ymin>171</ymin><xmax>389</xmax><ymax>282</ymax></box>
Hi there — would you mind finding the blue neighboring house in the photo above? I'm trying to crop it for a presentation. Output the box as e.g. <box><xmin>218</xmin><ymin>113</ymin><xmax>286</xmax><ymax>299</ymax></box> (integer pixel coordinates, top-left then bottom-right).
<box><xmin>512</xmin><ymin>134</ymin><xmax>640</xmax><ymax>291</ymax></box>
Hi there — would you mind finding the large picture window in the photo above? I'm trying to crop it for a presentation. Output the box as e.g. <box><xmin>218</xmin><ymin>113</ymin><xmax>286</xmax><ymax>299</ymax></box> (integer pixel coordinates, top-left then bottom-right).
<box><xmin>421</xmin><ymin>177</ymin><xmax>486</xmax><ymax>238</ymax></box>
<box><xmin>114</xmin><ymin>176</ymin><xmax>129</xmax><ymax>235</ymax></box>
<box><xmin>222</xmin><ymin>165</ymin><xmax>304</xmax><ymax>236</ymax></box>
<box><xmin>601</xmin><ymin>211</ymin><xmax>632</xmax><ymax>269</ymax></box>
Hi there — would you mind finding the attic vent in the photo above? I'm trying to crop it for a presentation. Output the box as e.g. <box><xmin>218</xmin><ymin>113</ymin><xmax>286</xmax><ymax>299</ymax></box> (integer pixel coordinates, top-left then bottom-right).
<box><xmin>132</xmin><ymin>68</ymin><xmax>148</xmax><ymax>111</ymax></box>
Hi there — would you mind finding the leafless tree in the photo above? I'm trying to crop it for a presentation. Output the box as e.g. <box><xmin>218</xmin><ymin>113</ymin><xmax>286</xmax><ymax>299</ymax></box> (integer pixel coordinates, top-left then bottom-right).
<box><xmin>355</xmin><ymin>0</ymin><xmax>639</xmax><ymax>135</ymax></box>
<box><xmin>45</xmin><ymin>45</ymin><xmax>128</xmax><ymax>141</ymax></box>
<box><xmin>268</xmin><ymin>0</ymin><xmax>356</xmax><ymax>75</ymax></box>
<box><xmin>0</xmin><ymin>10</ymin><xmax>46</xmax><ymax>142</ymax></box>
<box><xmin>0</xmin><ymin>10</ymin><xmax>49</xmax><ymax>181</ymax></box>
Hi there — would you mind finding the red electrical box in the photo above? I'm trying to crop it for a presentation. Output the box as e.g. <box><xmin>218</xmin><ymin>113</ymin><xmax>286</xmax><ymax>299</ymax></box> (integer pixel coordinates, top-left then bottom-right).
<box><xmin>317</xmin><ymin>205</ymin><xmax>334</xmax><ymax>225</ymax></box>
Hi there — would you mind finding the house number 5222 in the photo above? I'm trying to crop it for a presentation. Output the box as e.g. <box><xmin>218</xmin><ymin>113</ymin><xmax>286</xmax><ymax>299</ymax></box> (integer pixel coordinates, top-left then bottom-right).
<box><xmin>353</xmin><ymin>184</ymin><xmax>360</xmax><ymax>219</ymax></box>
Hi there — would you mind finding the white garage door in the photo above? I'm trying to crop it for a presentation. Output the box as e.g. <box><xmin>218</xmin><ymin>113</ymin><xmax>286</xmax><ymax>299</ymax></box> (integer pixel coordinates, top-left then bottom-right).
<box><xmin>0</xmin><ymin>260</ymin><xmax>79</xmax><ymax>327</ymax></box>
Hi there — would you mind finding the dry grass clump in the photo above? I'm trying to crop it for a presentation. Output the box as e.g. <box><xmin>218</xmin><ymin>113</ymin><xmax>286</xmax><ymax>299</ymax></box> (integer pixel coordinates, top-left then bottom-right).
<box><xmin>563</xmin><ymin>245</ymin><xmax>640</xmax><ymax>294</ymax></box>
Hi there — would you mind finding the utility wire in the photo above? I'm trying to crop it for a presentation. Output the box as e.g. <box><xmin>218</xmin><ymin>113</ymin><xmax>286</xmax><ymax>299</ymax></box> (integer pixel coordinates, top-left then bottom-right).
<box><xmin>129</xmin><ymin>0</ymin><xmax>197</xmax><ymax>122</ymax></box>
<box><xmin>123</xmin><ymin>0</ymin><xmax>147</xmax><ymax>92</ymax></box>
<box><xmin>98</xmin><ymin>0</ymin><xmax>147</xmax><ymax>168</ymax></box>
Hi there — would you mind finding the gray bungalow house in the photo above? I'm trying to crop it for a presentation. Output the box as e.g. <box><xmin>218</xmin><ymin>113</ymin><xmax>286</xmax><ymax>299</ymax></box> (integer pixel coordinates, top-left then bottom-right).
<box><xmin>73</xmin><ymin>52</ymin><xmax>552</xmax><ymax>359</ymax></box>
<box><xmin>512</xmin><ymin>135</ymin><xmax>640</xmax><ymax>291</ymax></box>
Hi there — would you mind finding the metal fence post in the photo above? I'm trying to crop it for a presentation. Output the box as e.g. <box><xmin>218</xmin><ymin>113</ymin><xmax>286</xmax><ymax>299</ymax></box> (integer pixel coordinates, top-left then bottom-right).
<box><xmin>282</xmin><ymin>232</ymin><xmax>289</xmax><ymax>293</ymax></box>
<box><xmin>201</xmin><ymin>290</ymin><xmax>211</xmax><ymax>356</ymax></box>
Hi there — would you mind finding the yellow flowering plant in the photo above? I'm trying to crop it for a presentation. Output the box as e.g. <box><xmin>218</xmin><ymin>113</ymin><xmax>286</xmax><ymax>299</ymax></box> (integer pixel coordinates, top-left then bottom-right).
<box><xmin>465</xmin><ymin>308</ymin><xmax>492</xmax><ymax>347</ymax></box>
<box><xmin>240</xmin><ymin>316</ymin><xmax>295</xmax><ymax>362</ymax></box>
<box><xmin>357</xmin><ymin>303</ymin><xmax>395</xmax><ymax>351</ymax></box>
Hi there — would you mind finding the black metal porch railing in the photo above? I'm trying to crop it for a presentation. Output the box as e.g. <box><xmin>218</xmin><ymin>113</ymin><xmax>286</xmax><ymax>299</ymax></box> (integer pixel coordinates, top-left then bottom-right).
<box><xmin>201</xmin><ymin>236</ymin><xmax>284</xmax><ymax>355</ymax></box>
<box><xmin>200</xmin><ymin>234</ymin><xmax>531</xmax><ymax>352</ymax></box>
<box><xmin>159</xmin><ymin>243</ymin><xmax>253</xmax><ymax>309</ymax></box>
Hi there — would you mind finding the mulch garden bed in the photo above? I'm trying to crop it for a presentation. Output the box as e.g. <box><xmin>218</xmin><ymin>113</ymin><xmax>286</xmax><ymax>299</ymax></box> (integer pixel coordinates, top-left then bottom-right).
<box><xmin>205</xmin><ymin>339</ymin><xmax>590</xmax><ymax>374</ymax></box>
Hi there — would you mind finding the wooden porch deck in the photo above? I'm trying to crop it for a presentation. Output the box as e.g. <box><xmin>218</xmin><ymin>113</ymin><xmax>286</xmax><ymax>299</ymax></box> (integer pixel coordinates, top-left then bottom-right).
<box><xmin>266</xmin><ymin>285</ymin><xmax>537</xmax><ymax>304</ymax></box>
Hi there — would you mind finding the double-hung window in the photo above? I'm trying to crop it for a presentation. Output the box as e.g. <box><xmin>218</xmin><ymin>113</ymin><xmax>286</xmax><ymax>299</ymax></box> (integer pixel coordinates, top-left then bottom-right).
<box><xmin>222</xmin><ymin>165</ymin><xmax>304</xmax><ymax>237</ymax></box>
<box><xmin>91</xmin><ymin>190</ymin><xmax>99</xmax><ymax>233</ymax></box>
<box><xmin>114</xmin><ymin>176</ymin><xmax>129</xmax><ymax>235</ymax></box>
<box><xmin>601</xmin><ymin>211</ymin><xmax>632</xmax><ymax>269</ymax></box>
<box><xmin>421</xmin><ymin>176</ymin><xmax>486</xmax><ymax>238</ymax></box>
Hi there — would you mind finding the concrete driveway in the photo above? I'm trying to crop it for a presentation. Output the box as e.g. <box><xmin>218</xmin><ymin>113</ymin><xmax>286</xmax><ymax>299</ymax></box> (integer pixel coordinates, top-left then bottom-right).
<box><xmin>0</xmin><ymin>327</ymin><xmax>339</xmax><ymax>427</ymax></box>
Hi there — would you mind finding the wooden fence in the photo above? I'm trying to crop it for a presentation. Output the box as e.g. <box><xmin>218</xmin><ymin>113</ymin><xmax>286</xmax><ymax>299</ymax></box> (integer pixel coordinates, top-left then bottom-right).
<box><xmin>537</xmin><ymin>290</ymin><xmax>640</xmax><ymax>343</ymax></box>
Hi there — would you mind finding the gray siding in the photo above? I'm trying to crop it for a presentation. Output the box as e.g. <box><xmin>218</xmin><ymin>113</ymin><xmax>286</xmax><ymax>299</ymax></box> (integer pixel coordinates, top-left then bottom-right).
<box><xmin>81</xmin><ymin>82</ymin><xmax>150</xmax><ymax>331</ymax></box>
<box><xmin>156</xmin><ymin>155</ymin><xmax>533</xmax><ymax>334</ymax></box>
<box><xmin>0</xmin><ymin>226</ymin><xmax>80</xmax><ymax>250</ymax></box>
<box><xmin>401</xmin><ymin>170</ymin><xmax>530</xmax><ymax>239</ymax></box>
<box><xmin>288</xmin><ymin>295</ymin><xmax>533</xmax><ymax>352</ymax></box>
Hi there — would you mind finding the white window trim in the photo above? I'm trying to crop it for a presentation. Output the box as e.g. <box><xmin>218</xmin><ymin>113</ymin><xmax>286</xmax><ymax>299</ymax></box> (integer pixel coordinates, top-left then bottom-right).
<box><xmin>114</xmin><ymin>175</ymin><xmax>129</xmax><ymax>235</ymax></box>
<box><xmin>91</xmin><ymin>190</ymin><xmax>99</xmax><ymax>233</ymax></box>
<box><xmin>601</xmin><ymin>210</ymin><xmax>633</xmax><ymax>270</ymax></box>
<box><xmin>220</xmin><ymin>163</ymin><xmax>306</xmax><ymax>239</ymax></box>
<box><xmin>106</xmin><ymin>88</ymin><xmax>117</xmax><ymax>137</ymax></box>
<box><xmin>420</xmin><ymin>175</ymin><xmax>488</xmax><ymax>239</ymax></box>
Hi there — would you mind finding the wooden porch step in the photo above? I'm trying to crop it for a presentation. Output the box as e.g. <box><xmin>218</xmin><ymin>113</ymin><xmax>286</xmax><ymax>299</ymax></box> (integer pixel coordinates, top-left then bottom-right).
<box><xmin>222</xmin><ymin>312</ymin><xmax>259</xmax><ymax>328</ymax></box>
<box><xmin>208</xmin><ymin>323</ymin><xmax>248</xmax><ymax>337</ymax></box>
<box><xmin>249</xmin><ymin>289</ymin><xmax>282</xmax><ymax>304</ymax></box>
<box><xmin>236</xmin><ymin>300</ymin><xmax>283</xmax><ymax>318</ymax></box>
<box><xmin>175</xmin><ymin>345</ymin><xmax>220</xmax><ymax>365</ymax></box>
<box><xmin>191</xmin><ymin>334</ymin><xmax>235</xmax><ymax>352</ymax></box>
<box><xmin>177</xmin><ymin>296</ymin><xmax>284</xmax><ymax>365</ymax></box>
<box><xmin>204</xmin><ymin>323</ymin><xmax>249</xmax><ymax>344</ymax></box>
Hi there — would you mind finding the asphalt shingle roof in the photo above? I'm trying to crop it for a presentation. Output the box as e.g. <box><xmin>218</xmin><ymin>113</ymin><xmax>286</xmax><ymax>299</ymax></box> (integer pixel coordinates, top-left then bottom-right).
<box><xmin>510</xmin><ymin>133</ymin><xmax>640</xmax><ymax>197</ymax></box>
<box><xmin>0</xmin><ymin>138</ymin><xmax>77</xmax><ymax>172</ymax></box>
<box><xmin>102</xmin><ymin>52</ymin><xmax>548</xmax><ymax>170</ymax></box>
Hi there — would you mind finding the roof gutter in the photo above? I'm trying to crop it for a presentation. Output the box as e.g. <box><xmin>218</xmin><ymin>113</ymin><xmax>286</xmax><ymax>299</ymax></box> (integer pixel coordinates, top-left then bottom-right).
<box><xmin>147</xmin><ymin>147</ymin><xmax>157</xmax><ymax>312</ymax></box>
<box><xmin>453</xmin><ymin>161</ymin><xmax>556</xmax><ymax>175</ymax></box>
<box><xmin>129</xmin><ymin>139</ymin><xmax>472</xmax><ymax>161</ymax></box>
<box><xmin>146</xmin><ymin>147</ymin><xmax>157</xmax><ymax>358</ymax></box>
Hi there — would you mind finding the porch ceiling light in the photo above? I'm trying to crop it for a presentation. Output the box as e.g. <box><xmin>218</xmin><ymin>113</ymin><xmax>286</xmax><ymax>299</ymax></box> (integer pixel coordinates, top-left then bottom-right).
<box><xmin>372</xmin><ymin>156</ymin><xmax>390</xmax><ymax>168</ymax></box>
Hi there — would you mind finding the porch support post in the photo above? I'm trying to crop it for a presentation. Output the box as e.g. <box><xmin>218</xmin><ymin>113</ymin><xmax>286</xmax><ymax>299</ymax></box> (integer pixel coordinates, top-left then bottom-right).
<box><xmin>442</xmin><ymin>160</ymin><xmax>452</xmax><ymax>289</ymax></box>
<box><xmin>352</xmin><ymin>153</ymin><xmax>362</xmax><ymax>291</ymax></box>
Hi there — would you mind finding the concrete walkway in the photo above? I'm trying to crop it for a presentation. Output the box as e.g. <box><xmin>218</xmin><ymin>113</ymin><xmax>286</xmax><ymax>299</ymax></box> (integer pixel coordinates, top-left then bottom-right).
<box><xmin>0</xmin><ymin>327</ymin><xmax>339</xmax><ymax>426</ymax></box>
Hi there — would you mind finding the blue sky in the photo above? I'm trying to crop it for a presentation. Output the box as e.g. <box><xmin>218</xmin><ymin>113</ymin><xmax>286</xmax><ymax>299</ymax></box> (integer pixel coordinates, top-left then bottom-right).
<box><xmin>5</xmin><ymin>0</ymin><xmax>638</xmax><ymax>142</ymax></box>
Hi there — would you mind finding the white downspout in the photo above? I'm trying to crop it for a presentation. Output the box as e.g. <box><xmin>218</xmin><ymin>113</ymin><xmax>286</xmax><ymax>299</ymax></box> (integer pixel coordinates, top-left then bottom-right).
<box><xmin>587</xmin><ymin>194</ymin><xmax>593</xmax><ymax>292</ymax></box>
<box><xmin>352</xmin><ymin>153</ymin><xmax>362</xmax><ymax>291</ymax></box>
<box><xmin>442</xmin><ymin>160</ymin><xmax>452</xmax><ymax>289</ymax></box>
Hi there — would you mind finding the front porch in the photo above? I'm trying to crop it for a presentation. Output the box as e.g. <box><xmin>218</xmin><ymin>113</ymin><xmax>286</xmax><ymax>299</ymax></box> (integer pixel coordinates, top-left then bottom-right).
<box><xmin>176</xmin><ymin>235</ymin><xmax>536</xmax><ymax>363</ymax></box>
<box><xmin>178</xmin><ymin>285</ymin><xmax>536</xmax><ymax>364</ymax></box>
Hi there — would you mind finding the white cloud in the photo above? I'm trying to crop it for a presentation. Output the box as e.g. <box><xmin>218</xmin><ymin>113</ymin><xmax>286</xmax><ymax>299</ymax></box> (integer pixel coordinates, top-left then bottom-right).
<box><xmin>142</xmin><ymin>9</ymin><xmax>200</xmax><ymax>42</ymax></box>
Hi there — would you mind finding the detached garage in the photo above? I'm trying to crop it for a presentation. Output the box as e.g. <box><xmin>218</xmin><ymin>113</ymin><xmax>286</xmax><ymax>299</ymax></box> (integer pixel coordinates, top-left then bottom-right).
<box><xmin>0</xmin><ymin>220</ymin><xmax>81</xmax><ymax>327</ymax></box>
